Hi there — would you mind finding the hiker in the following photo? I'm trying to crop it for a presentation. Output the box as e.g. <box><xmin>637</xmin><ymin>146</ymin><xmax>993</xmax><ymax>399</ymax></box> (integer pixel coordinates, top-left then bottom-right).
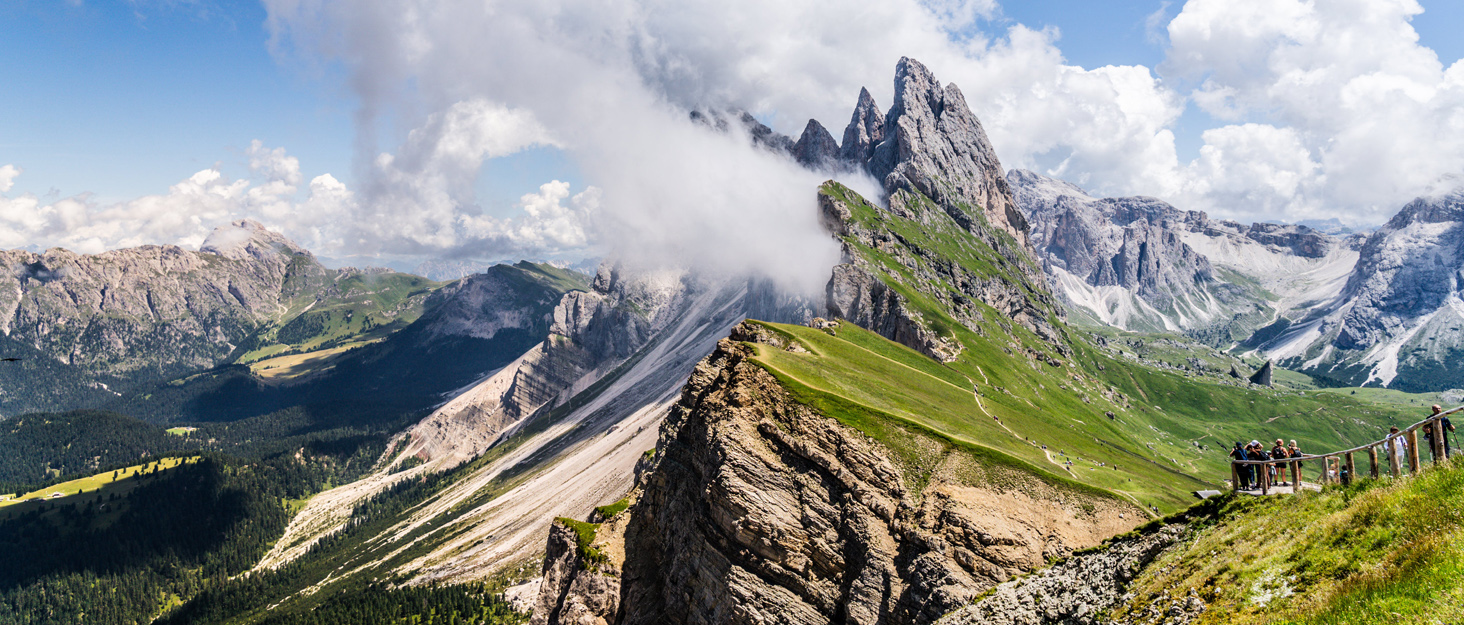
<box><xmin>1270</xmin><ymin>439</ymin><xmax>1290</xmax><ymax>486</ymax></box>
<box><xmin>1390</xmin><ymin>426</ymin><xmax>1409</xmax><ymax>474</ymax></box>
<box><xmin>1423</xmin><ymin>405</ymin><xmax>1456</xmax><ymax>458</ymax></box>
<box><xmin>1230</xmin><ymin>441</ymin><xmax>1252</xmax><ymax>489</ymax></box>
<box><xmin>1287</xmin><ymin>439</ymin><xmax>1303</xmax><ymax>486</ymax></box>
<box><xmin>1247</xmin><ymin>440</ymin><xmax>1270</xmax><ymax>487</ymax></box>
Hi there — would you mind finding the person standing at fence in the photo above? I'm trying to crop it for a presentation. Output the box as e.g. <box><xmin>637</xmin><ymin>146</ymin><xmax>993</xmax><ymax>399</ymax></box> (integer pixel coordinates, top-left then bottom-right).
<box><xmin>1230</xmin><ymin>441</ymin><xmax>1252</xmax><ymax>489</ymax></box>
<box><xmin>1270</xmin><ymin>439</ymin><xmax>1290</xmax><ymax>486</ymax></box>
<box><xmin>1424</xmin><ymin>405</ymin><xmax>1455</xmax><ymax>458</ymax></box>
<box><xmin>1390</xmin><ymin>426</ymin><xmax>1409</xmax><ymax>474</ymax></box>
<box><xmin>1247</xmin><ymin>440</ymin><xmax>1270</xmax><ymax>485</ymax></box>
<box><xmin>1287</xmin><ymin>439</ymin><xmax>1302</xmax><ymax>486</ymax></box>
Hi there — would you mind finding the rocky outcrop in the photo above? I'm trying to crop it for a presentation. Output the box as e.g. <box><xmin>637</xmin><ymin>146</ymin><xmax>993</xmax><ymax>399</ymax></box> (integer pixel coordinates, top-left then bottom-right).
<box><xmin>1249</xmin><ymin>361</ymin><xmax>1273</xmax><ymax>387</ymax></box>
<box><xmin>820</xmin><ymin>184</ymin><xmax>1064</xmax><ymax>360</ymax></box>
<box><xmin>840</xmin><ymin>87</ymin><xmax>886</xmax><ymax>165</ymax></box>
<box><xmin>826</xmin><ymin>262</ymin><xmax>960</xmax><ymax>361</ymax></box>
<box><xmin>533</xmin><ymin>519</ymin><xmax>624</xmax><ymax>625</ymax></box>
<box><xmin>937</xmin><ymin>525</ymin><xmax>1188</xmax><ymax>625</ymax></box>
<box><xmin>557</xmin><ymin>326</ymin><xmax>1142</xmax><ymax>625</ymax></box>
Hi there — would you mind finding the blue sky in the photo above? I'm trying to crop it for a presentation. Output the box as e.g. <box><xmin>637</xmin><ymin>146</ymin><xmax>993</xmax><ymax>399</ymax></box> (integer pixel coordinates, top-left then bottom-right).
<box><xmin>6</xmin><ymin>0</ymin><xmax>1450</xmax><ymax>203</ymax></box>
<box><xmin>2</xmin><ymin>0</ymin><xmax>1462</xmax><ymax>260</ymax></box>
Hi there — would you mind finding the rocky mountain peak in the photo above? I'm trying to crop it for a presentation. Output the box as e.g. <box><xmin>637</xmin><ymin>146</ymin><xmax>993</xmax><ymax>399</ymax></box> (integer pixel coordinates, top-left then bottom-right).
<box><xmin>1382</xmin><ymin>189</ymin><xmax>1464</xmax><ymax>230</ymax></box>
<box><xmin>1006</xmin><ymin>168</ymin><xmax>1091</xmax><ymax>209</ymax></box>
<box><xmin>791</xmin><ymin>118</ymin><xmax>842</xmax><ymax>170</ymax></box>
<box><xmin>867</xmin><ymin>57</ymin><xmax>1031</xmax><ymax>249</ymax></box>
<box><xmin>839</xmin><ymin>87</ymin><xmax>885</xmax><ymax>163</ymax></box>
<box><xmin>200</xmin><ymin>219</ymin><xmax>310</xmax><ymax>262</ymax></box>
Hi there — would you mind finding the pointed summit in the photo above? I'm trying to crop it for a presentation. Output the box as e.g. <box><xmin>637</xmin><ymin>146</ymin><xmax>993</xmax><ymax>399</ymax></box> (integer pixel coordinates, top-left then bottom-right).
<box><xmin>867</xmin><ymin>57</ymin><xmax>1031</xmax><ymax>250</ymax></box>
<box><xmin>200</xmin><ymin>219</ymin><xmax>310</xmax><ymax>262</ymax></box>
<box><xmin>792</xmin><ymin>119</ymin><xmax>841</xmax><ymax>170</ymax></box>
<box><xmin>839</xmin><ymin>87</ymin><xmax>885</xmax><ymax>164</ymax></box>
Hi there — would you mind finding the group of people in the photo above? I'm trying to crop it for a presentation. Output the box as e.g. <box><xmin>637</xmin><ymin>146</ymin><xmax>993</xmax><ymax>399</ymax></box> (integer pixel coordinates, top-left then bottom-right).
<box><xmin>1229</xmin><ymin>438</ymin><xmax>1303</xmax><ymax>490</ymax></box>
<box><xmin>1230</xmin><ymin>405</ymin><xmax>1459</xmax><ymax>491</ymax></box>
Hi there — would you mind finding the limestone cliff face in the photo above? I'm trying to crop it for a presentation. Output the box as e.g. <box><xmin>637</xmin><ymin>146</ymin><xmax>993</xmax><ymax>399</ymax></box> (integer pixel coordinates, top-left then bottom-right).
<box><xmin>867</xmin><ymin>58</ymin><xmax>1031</xmax><ymax>252</ymax></box>
<box><xmin>402</xmin><ymin>263</ymin><xmax>693</xmax><ymax>464</ymax></box>
<box><xmin>813</xmin><ymin>59</ymin><xmax>1064</xmax><ymax>361</ymax></box>
<box><xmin>1008</xmin><ymin>168</ymin><xmax>1358</xmax><ymax>340</ymax></box>
<box><xmin>821</xmin><ymin>186</ymin><xmax>1064</xmax><ymax>362</ymax></box>
<box><xmin>536</xmin><ymin>324</ymin><xmax>1141</xmax><ymax>625</ymax></box>
<box><xmin>0</xmin><ymin>220</ymin><xmax>330</xmax><ymax>412</ymax></box>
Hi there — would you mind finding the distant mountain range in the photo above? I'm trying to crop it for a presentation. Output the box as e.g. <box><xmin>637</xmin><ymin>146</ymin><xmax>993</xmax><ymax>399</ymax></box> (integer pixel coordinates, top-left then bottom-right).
<box><xmin>1010</xmin><ymin>169</ymin><xmax>1464</xmax><ymax>391</ymax></box>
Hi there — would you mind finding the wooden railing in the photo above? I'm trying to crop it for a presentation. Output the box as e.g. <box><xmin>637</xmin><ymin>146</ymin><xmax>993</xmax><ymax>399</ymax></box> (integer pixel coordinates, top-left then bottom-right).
<box><xmin>1229</xmin><ymin>405</ymin><xmax>1461</xmax><ymax>495</ymax></box>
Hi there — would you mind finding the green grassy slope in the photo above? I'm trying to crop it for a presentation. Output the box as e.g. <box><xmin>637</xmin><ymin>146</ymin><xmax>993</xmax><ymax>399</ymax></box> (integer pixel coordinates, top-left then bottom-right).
<box><xmin>236</xmin><ymin>270</ymin><xmax>445</xmax><ymax>367</ymax></box>
<box><xmin>796</xmin><ymin>182</ymin><xmax>1425</xmax><ymax>513</ymax></box>
<box><xmin>1112</xmin><ymin>463</ymin><xmax>1464</xmax><ymax>624</ymax></box>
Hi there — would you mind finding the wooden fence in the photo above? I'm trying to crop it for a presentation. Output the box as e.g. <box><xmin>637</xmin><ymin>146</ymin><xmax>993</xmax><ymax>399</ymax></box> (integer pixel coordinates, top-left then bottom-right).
<box><xmin>1229</xmin><ymin>406</ymin><xmax>1460</xmax><ymax>495</ymax></box>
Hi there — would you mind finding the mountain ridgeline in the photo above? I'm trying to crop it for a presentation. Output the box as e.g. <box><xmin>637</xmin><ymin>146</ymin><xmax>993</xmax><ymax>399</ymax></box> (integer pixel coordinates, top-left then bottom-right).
<box><xmin>523</xmin><ymin>58</ymin><xmax>1423</xmax><ymax>625</ymax></box>
<box><xmin>1007</xmin><ymin>166</ymin><xmax>1464</xmax><ymax>392</ymax></box>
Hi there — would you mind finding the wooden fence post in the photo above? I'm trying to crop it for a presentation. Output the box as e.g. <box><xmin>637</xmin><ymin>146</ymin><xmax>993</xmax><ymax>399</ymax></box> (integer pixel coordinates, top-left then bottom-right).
<box><xmin>1345</xmin><ymin>452</ymin><xmax>1355</xmax><ymax>485</ymax></box>
<box><xmin>1261</xmin><ymin>462</ymin><xmax>1270</xmax><ymax>495</ymax></box>
<box><xmin>1368</xmin><ymin>446</ymin><xmax>1379</xmax><ymax>479</ymax></box>
<box><xmin>1408</xmin><ymin>429</ymin><xmax>1421</xmax><ymax>474</ymax></box>
<box><xmin>1231</xmin><ymin>462</ymin><xmax>1239</xmax><ymax>491</ymax></box>
<box><xmin>1388</xmin><ymin>438</ymin><xmax>1400</xmax><ymax>476</ymax></box>
<box><xmin>1322</xmin><ymin>457</ymin><xmax>1331</xmax><ymax>485</ymax></box>
<box><xmin>1291</xmin><ymin>460</ymin><xmax>1302</xmax><ymax>492</ymax></box>
<box><xmin>1432</xmin><ymin>419</ymin><xmax>1447</xmax><ymax>464</ymax></box>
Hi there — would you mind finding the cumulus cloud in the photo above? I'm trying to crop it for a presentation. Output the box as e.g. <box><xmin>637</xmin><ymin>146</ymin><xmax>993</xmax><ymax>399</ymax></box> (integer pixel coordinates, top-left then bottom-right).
<box><xmin>0</xmin><ymin>165</ymin><xmax>19</xmax><ymax>193</ymax></box>
<box><xmin>10</xmin><ymin>0</ymin><xmax>1464</xmax><ymax>274</ymax></box>
<box><xmin>1163</xmin><ymin>0</ymin><xmax>1464</xmax><ymax>222</ymax></box>
<box><xmin>260</xmin><ymin>0</ymin><xmax>1204</xmax><ymax>292</ymax></box>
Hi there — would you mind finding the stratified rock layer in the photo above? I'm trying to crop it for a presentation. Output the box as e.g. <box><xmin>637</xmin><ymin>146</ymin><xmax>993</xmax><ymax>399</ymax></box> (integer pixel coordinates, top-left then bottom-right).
<box><xmin>561</xmin><ymin>326</ymin><xmax>1141</xmax><ymax>625</ymax></box>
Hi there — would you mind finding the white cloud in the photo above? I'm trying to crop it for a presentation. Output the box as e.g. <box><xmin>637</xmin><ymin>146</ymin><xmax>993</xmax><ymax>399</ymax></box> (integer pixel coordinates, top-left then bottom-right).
<box><xmin>14</xmin><ymin>0</ymin><xmax>1464</xmax><ymax>271</ymax></box>
<box><xmin>0</xmin><ymin>165</ymin><xmax>18</xmax><ymax>193</ymax></box>
<box><xmin>260</xmin><ymin>0</ymin><xmax>1190</xmax><ymax>293</ymax></box>
<box><xmin>1163</xmin><ymin>0</ymin><xmax>1464</xmax><ymax>222</ymax></box>
<box><xmin>1180</xmin><ymin>123</ymin><xmax>1322</xmax><ymax>217</ymax></box>
<box><xmin>457</xmin><ymin>180</ymin><xmax>599</xmax><ymax>255</ymax></box>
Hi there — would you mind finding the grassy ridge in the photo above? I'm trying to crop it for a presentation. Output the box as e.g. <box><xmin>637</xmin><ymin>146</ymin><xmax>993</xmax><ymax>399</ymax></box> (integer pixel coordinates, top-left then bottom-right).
<box><xmin>745</xmin><ymin>315</ymin><xmax>1422</xmax><ymax>514</ymax></box>
<box><xmin>798</xmin><ymin>181</ymin><xmax>1426</xmax><ymax>512</ymax></box>
<box><xmin>1114</xmin><ymin>462</ymin><xmax>1464</xmax><ymax>623</ymax></box>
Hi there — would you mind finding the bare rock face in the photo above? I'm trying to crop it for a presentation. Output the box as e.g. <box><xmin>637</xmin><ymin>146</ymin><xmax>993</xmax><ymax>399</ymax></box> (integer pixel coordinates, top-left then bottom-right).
<box><xmin>819</xmin><ymin>186</ymin><xmax>1064</xmax><ymax>360</ymax></box>
<box><xmin>1250</xmin><ymin>189</ymin><xmax>1464</xmax><ymax>390</ymax></box>
<box><xmin>0</xmin><ymin>220</ymin><xmax>325</xmax><ymax>411</ymax></box>
<box><xmin>593</xmin><ymin>327</ymin><xmax>1141</xmax><ymax>625</ymax></box>
<box><xmin>867</xmin><ymin>57</ymin><xmax>1031</xmax><ymax>250</ymax></box>
<box><xmin>533</xmin><ymin>520</ymin><xmax>622</xmax><ymax>625</ymax></box>
<box><xmin>793</xmin><ymin>119</ymin><xmax>843</xmax><ymax>171</ymax></box>
<box><xmin>1248</xmin><ymin>360</ymin><xmax>1274</xmax><ymax>387</ymax></box>
<box><xmin>1334</xmin><ymin>191</ymin><xmax>1464</xmax><ymax>351</ymax></box>
<box><xmin>840</xmin><ymin>87</ymin><xmax>886</xmax><ymax>164</ymax></box>
<box><xmin>1007</xmin><ymin>168</ymin><xmax>1358</xmax><ymax>341</ymax></box>
<box><xmin>826</xmin><ymin>261</ymin><xmax>960</xmax><ymax>362</ymax></box>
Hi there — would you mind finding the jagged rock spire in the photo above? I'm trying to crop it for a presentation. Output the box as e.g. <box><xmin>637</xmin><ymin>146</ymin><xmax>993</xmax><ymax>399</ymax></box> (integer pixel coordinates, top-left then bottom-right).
<box><xmin>867</xmin><ymin>57</ymin><xmax>1031</xmax><ymax>250</ymax></box>
<box><xmin>792</xmin><ymin>119</ymin><xmax>841</xmax><ymax>170</ymax></box>
<box><xmin>839</xmin><ymin>87</ymin><xmax>885</xmax><ymax>164</ymax></box>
